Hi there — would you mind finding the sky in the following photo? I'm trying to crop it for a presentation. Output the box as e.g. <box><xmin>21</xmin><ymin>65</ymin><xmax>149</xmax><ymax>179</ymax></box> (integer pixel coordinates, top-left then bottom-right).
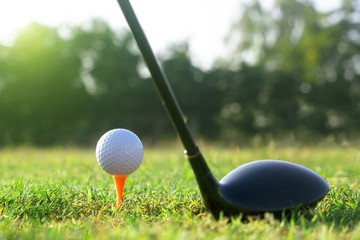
<box><xmin>0</xmin><ymin>0</ymin><xmax>341</xmax><ymax>69</ymax></box>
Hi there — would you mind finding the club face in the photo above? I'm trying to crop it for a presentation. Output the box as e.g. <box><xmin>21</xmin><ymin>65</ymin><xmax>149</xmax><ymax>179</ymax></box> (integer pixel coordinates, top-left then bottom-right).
<box><xmin>217</xmin><ymin>160</ymin><xmax>329</xmax><ymax>215</ymax></box>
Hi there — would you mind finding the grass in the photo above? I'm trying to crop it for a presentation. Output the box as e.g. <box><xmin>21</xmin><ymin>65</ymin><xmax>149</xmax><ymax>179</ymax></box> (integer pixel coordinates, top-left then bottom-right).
<box><xmin>0</xmin><ymin>144</ymin><xmax>360</xmax><ymax>239</ymax></box>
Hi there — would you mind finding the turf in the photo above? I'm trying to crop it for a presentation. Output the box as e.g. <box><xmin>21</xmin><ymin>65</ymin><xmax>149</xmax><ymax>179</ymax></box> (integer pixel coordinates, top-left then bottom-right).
<box><xmin>0</xmin><ymin>145</ymin><xmax>360</xmax><ymax>239</ymax></box>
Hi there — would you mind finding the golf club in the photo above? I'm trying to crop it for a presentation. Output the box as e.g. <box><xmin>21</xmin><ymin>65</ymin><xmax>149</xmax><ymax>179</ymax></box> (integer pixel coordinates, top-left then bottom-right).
<box><xmin>116</xmin><ymin>0</ymin><xmax>329</xmax><ymax>219</ymax></box>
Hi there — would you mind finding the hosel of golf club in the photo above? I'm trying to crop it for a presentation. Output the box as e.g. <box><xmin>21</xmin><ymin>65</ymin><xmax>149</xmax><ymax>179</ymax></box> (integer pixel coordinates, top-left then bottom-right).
<box><xmin>117</xmin><ymin>0</ymin><xmax>223</xmax><ymax>213</ymax></box>
<box><xmin>186</xmin><ymin>152</ymin><xmax>229</xmax><ymax>218</ymax></box>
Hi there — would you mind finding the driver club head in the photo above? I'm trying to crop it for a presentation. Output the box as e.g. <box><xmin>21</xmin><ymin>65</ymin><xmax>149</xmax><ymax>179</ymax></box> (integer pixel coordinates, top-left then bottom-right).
<box><xmin>188</xmin><ymin>153</ymin><xmax>329</xmax><ymax>219</ymax></box>
<box><xmin>220</xmin><ymin>160</ymin><xmax>329</xmax><ymax>216</ymax></box>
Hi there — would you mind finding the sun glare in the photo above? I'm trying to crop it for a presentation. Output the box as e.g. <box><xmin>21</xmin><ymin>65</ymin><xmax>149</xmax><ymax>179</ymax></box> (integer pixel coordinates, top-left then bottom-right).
<box><xmin>0</xmin><ymin>0</ymin><xmax>120</xmax><ymax>45</ymax></box>
<box><xmin>0</xmin><ymin>1</ymin><xmax>35</xmax><ymax>44</ymax></box>
<box><xmin>0</xmin><ymin>0</ymin><xmax>342</xmax><ymax>68</ymax></box>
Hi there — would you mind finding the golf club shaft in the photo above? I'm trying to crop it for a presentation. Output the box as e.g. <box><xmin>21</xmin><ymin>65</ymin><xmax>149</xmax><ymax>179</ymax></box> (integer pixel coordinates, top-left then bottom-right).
<box><xmin>117</xmin><ymin>1</ymin><xmax>228</xmax><ymax>217</ymax></box>
<box><xmin>117</xmin><ymin>0</ymin><xmax>198</xmax><ymax>156</ymax></box>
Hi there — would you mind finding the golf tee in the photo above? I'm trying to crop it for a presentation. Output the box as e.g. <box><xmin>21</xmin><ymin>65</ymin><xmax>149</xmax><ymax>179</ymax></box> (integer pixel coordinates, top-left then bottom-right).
<box><xmin>113</xmin><ymin>175</ymin><xmax>127</xmax><ymax>207</ymax></box>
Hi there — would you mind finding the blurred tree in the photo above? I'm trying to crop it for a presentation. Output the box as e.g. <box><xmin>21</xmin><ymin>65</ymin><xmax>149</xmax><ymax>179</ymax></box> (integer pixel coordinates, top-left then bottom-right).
<box><xmin>161</xmin><ymin>43</ymin><xmax>222</xmax><ymax>138</ymax></box>
<box><xmin>1</xmin><ymin>0</ymin><xmax>359</xmax><ymax>146</ymax></box>
<box><xmin>225</xmin><ymin>0</ymin><xmax>360</xmax><ymax>139</ymax></box>
<box><xmin>0</xmin><ymin>22</ymin><xmax>90</xmax><ymax>145</ymax></box>
<box><xmin>69</xmin><ymin>20</ymin><xmax>173</xmax><ymax>141</ymax></box>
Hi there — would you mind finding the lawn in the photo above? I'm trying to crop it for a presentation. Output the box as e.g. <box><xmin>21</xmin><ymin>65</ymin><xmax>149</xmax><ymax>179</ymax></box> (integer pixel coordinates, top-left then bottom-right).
<box><xmin>0</xmin><ymin>144</ymin><xmax>360</xmax><ymax>239</ymax></box>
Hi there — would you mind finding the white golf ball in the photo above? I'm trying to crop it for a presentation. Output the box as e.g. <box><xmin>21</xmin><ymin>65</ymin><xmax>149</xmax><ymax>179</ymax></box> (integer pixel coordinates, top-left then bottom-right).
<box><xmin>96</xmin><ymin>129</ymin><xmax>144</xmax><ymax>175</ymax></box>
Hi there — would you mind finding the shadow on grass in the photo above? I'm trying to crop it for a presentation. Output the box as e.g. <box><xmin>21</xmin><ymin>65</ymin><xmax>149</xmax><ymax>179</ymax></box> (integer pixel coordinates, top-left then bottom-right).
<box><xmin>235</xmin><ymin>185</ymin><xmax>360</xmax><ymax>230</ymax></box>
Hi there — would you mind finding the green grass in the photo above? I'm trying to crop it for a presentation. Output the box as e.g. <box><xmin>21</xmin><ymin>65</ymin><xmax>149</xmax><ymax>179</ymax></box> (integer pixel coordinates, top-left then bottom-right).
<box><xmin>0</xmin><ymin>145</ymin><xmax>360</xmax><ymax>239</ymax></box>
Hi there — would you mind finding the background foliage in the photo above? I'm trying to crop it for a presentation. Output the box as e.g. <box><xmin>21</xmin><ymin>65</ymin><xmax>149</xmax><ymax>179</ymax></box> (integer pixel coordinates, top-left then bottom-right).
<box><xmin>0</xmin><ymin>0</ymin><xmax>359</xmax><ymax>146</ymax></box>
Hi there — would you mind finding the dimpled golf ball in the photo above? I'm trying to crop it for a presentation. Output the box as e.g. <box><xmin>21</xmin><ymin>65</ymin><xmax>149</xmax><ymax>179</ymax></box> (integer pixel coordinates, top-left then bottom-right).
<box><xmin>96</xmin><ymin>129</ymin><xmax>143</xmax><ymax>175</ymax></box>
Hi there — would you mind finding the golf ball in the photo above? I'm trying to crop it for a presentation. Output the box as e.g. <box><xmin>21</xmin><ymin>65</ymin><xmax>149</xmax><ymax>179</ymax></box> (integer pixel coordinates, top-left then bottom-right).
<box><xmin>96</xmin><ymin>129</ymin><xmax>143</xmax><ymax>175</ymax></box>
